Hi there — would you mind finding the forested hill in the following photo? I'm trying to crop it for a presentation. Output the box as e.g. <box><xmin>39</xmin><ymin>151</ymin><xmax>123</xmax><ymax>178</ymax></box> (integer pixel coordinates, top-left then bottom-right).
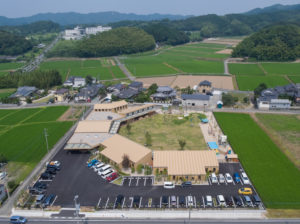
<box><xmin>232</xmin><ymin>24</ymin><xmax>300</xmax><ymax>61</ymax></box>
<box><xmin>245</xmin><ymin>4</ymin><xmax>300</xmax><ymax>15</ymax></box>
<box><xmin>0</xmin><ymin>30</ymin><xmax>33</xmax><ymax>56</ymax></box>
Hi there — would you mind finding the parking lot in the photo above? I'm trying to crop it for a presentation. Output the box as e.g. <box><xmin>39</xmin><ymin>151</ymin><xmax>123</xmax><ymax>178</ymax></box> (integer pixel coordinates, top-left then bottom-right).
<box><xmin>42</xmin><ymin>148</ymin><xmax>263</xmax><ymax>209</ymax></box>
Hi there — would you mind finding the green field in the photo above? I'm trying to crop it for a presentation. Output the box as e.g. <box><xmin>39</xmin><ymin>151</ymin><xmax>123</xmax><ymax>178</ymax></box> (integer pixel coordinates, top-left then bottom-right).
<box><xmin>214</xmin><ymin>112</ymin><xmax>300</xmax><ymax>209</ymax></box>
<box><xmin>261</xmin><ymin>63</ymin><xmax>300</xmax><ymax>76</ymax></box>
<box><xmin>0</xmin><ymin>88</ymin><xmax>16</xmax><ymax>99</ymax></box>
<box><xmin>288</xmin><ymin>76</ymin><xmax>300</xmax><ymax>84</ymax></box>
<box><xmin>0</xmin><ymin>62</ymin><xmax>24</xmax><ymax>76</ymax></box>
<box><xmin>229</xmin><ymin>64</ymin><xmax>265</xmax><ymax>76</ymax></box>
<box><xmin>0</xmin><ymin>106</ymin><xmax>72</xmax><ymax>183</ymax></box>
<box><xmin>123</xmin><ymin>42</ymin><xmax>228</xmax><ymax>77</ymax></box>
<box><xmin>40</xmin><ymin>59</ymin><xmax>126</xmax><ymax>81</ymax></box>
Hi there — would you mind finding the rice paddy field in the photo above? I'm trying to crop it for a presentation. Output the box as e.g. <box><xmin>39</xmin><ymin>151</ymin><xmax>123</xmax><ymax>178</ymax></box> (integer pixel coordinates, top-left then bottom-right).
<box><xmin>214</xmin><ymin>112</ymin><xmax>300</xmax><ymax>209</ymax></box>
<box><xmin>40</xmin><ymin>58</ymin><xmax>126</xmax><ymax>81</ymax></box>
<box><xmin>122</xmin><ymin>42</ymin><xmax>229</xmax><ymax>77</ymax></box>
<box><xmin>0</xmin><ymin>62</ymin><xmax>24</xmax><ymax>76</ymax></box>
<box><xmin>0</xmin><ymin>88</ymin><xmax>16</xmax><ymax>99</ymax></box>
<box><xmin>0</xmin><ymin>106</ymin><xmax>72</xmax><ymax>184</ymax></box>
<box><xmin>229</xmin><ymin>62</ymin><xmax>300</xmax><ymax>90</ymax></box>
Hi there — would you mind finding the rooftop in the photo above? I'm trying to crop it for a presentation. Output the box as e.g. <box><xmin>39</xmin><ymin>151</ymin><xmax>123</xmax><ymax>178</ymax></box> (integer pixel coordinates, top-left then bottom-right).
<box><xmin>94</xmin><ymin>100</ymin><xmax>128</xmax><ymax>110</ymax></box>
<box><xmin>181</xmin><ymin>94</ymin><xmax>210</xmax><ymax>101</ymax></box>
<box><xmin>65</xmin><ymin>133</ymin><xmax>113</xmax><ymax>150</ymax></box>
<box><xmin>86</xmin><ymin>111</ymin><xmax>122</xmax><ymax>121</ymax></box>
<box><xmin>100</xmin><ymin>134</ymin><xmax>152</xmax><ymax>164</ymax></box>
<box><xmin>75</xmin><ymin>120</ymin><xmax>112</xmax><ymax>133</ymax></box>
<box><xmin>55</xmin><ymin>88</ymin><xmax>69</xmax><ymax>95</ymax></box>
<box><xmin>199</xmin><ymin>80</ymin><xmax>212</xmax><ymax>87</ymax></box>
<box><xmin>153</xmin><ymin>151</ymin><xmax>218</xmax><ymax>175</ymax></box>
<box><xmin>157</xmin><ymin>86</ymin><xmax>174</xmax><ymax>93</ymax></box>
<box><xmin>119</xmin><ymin>104</ymin><xmax>155</xmax><ymax>115</ymax></box>
<box><xmin>10</xmin><ymin>86</ymin><xmax>37</xmax><ymax>98</ymax></box>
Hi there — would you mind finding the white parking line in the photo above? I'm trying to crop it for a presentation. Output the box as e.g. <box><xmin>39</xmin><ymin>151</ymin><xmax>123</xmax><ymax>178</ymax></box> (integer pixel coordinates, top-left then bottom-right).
<box><xmin>129</xmin><ymin>197</ymin><xmax>133</xmax><ymax>208</ymax></box>
<box><xmin>128</xmin><ymin>178</ymin><xmax>132</xmax><ymax>186</ymax></box>
<box><xmin>168</xmin><ymin>196</ymin><xmax>170</xmax><ymax>208</ymax></box>
<box><xmin>136</xmin><ymin>177</ymin><xmax>139</xmax><ymax>186</ymax></box>
<box><xmin>224</xmin><ymin>179</ymin><xmax>228</xmax><ymax>185</ymax></box>
<box><xmin>231</xmin><ymin>196</ymin><xmax>236</xmax><ymax>208</ymax></box>
<box><xmin>160</xmin><ymin>197</ymin><xmax>162</xmax><ymax>208</ymax></box>
<box><xmin>202</xmin><ymin>196</ymin><xmax>205</xmax><ymax>208</ymax></box>
<box><xmin>97</xmin><ymin>197</ymin><xmax>101</xmax><ymax>208</ymax></box>
<box><xmin>194</xmin><ymin>196</ymin><xmax>197</xmax><ymax>208</ymax></box>
<box><xmin>232</xmin><ymin>180</ymin><xmax>235</xmax><ymax>185</ymax></box>
<box><xmin>152</xmin><ymin>177</ymin><xmax>154</xmax><ymax>185</ymax></box>
<box><xmin>208</xmin><ymin>177</ymin><xmax>211</xmax><ymax>185</ymax></box>
<box><xmin>239</xmin><ymin>196</ymin><xmax>245</xmax><ymax>207</ymax></box>
<box><xmin>121</xmin><ymin>178</ymin><xmax>124</xmax><ymax>186</ymax></box>
<box><xmin>105</xmin><ymin>197</ymin><xmax>109</xmax><ymax>209</ymax></box>
<box><xmin>139</xmin><ymin>197</ymin><xmax>142</xmax><ymax>208</ymax></box>
<box><xmin>121</xmin><ymin>197</ymin><xmax>126</xmax><ymax>209</ymax></box>
<box><xmin>51</xmin><ymin>196</ymin><xmax>57</xmax><ymax>207</ymax></box>
<box><xmin>185</xmin><ymin>196</ymin><xmax>188</xmax><ymax>208</ymax></box>
<box><xmin>177</xmin><ymin>196</ymin><xmax>179</xmax><ymax>208</ymax></box>
<box><xmin>113</xmin><ymin>197</ymin><xmax>117</xmax><ymax>209</ymax></box>
<box><xmin>144</xmin><ymin>177</ymin><xmax>147</xmax><ymax>186</ymax></box>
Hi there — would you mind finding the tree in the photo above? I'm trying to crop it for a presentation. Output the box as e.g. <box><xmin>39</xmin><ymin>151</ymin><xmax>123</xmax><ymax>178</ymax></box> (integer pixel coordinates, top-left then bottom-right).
<box><xmin>121</xmin><ymin>154</ymin><xmax>130</xmax><ymax>169</ymax></box>
<box><xmin>243</xmin><ymin>97</ymin><xmax>249</xmax><ymax>104</ymax></box>
<box><xmin>26</xmin><ymin>98</ymin><xmax>32</xmax><ymax>104</ymax></box>
<box><xmin>137</xmin><ymin>164</ymin><xmax>144</xmax><ymax>174</ymax></box>
<box><xmin>148</xmin><ymin>83</ymin><xmax>158</xmax><ymax>95</ymax></box>
<box><xmin>0</xmin><ymin>154</ymin><xmax>7</xmax><ymax>163</ymax></box>
<box><xmin>178</xmin><ymin>139</ymin><xmax>186</xmax><ymax>150</ymax></box>
<box><xmin>254</xmin><ymin>83</ymin><xmax>267</xmax><ymax>97</ymax></box>
<box><xmin>85</xmin><ymin>75</ymin><xmax>93</xmax><ymax>85</ymax></box>
<box><xmin>145</xmin><ymin>131</ymin><xmax>152</xmax><ymax>146</ymax></box>
<box><xmin>126</xmin><ymin>123</ymin><xmax>132</xmax><ymax>135</ymax></box>
<box><xmin>222</xmin><ymin>93</ymin><xmax>238</xmax><ymax>106</ymax></box>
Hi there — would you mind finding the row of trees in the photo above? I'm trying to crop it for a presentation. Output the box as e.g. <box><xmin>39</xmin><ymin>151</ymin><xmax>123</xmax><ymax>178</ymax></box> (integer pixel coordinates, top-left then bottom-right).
<box><xmin>0</xmin><ymin>70</ymin><xmax>62</xmax><ymax>89</ymax></box>
<box><xmin>232</xmin><ymin>24</ymin><xmax>300</xmax><ymax>61</ymax></box>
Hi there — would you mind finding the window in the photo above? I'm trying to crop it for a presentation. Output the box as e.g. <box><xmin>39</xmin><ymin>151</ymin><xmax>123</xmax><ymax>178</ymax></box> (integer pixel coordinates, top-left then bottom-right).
<box><xmin>192</xmin><ymin>103</ymin><xmax>195</xmax><ymax>106</ymax></box>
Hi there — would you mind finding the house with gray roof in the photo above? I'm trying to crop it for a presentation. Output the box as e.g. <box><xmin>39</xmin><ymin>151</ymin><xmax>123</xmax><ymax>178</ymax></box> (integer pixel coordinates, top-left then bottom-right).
<box><xmin>10</xmin><ymin>86</ymin><xmax>37</xmax><ymax>101</ymax></box>
<box><xmin>181</xmin><ymin>94</ymin><xmax>210</xmax><ymax>107</ymax></box>
<box><xmin>151</xmin><ymin>86</ymin><xmax>177</xmax><ymax>102</ymax></box>
<box><xmin>74</xmin><ymin>84</ymin><xmax>104</xmax><ymax>103</ymax></box>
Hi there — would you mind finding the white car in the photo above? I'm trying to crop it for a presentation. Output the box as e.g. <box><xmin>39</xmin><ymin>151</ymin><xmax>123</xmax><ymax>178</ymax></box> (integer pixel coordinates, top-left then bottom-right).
<box><xmin>187</xmin><ymin>196</ymin><xmax>193</xmax><ymax>207</ymax></box>
<box><xmin>100</xmin><ymin>169</ymin><xmax>114</xmax><ymax>179</ymax></box>
<box><xmin>211</xmin><ymin>173</ymin><xmax>218</xmax><ymax>184</ymax></box>
<box><xmin>0</xmin><ymin>172</ymin><xmax>7</xmax><ymax>180</ymax></box>
<box><xmin>206</xmin><ymin>195</ymin><xmax>213</xmax><ymax>207</ymax></box>
<box><xmin>241</xmin><ymin>172</ymin><xmax>250</xmax><ymax>185</ymax></box>
<box><xmin>93</xmin><ymin>163</ymin><xmax>105</xmax><ymax>172</ymax></box>
<box><xmin>217</xmin><ymin>195</ymin><xmax>226</xmax><ymax>207</ymax></box>
<box><xmin>163</xmin><ymin>182</ymin><xmax>175</xmax><ymax>189</ymax></box>
<box><xmin>218</xmin><ymin>174</ymin><xmax>225</xmax><ymax>183</ymax></box>
<box><xmin>97</xmin><ymin>165</ymin><xmax>111</xmax><ymax>175</ymax></box>
<box><xmin>225</xmin><ymin>173</ymin><xmax>233</xmax><ymax>183</ymax></box>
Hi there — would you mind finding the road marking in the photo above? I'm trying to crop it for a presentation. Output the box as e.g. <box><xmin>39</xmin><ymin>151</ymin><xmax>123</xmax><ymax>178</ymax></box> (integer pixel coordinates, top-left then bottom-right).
<box><xmin>177</xmin><ymin>196</ymin><xmax>179</xmax><ymax>208</ymax></box>
<box><xmin>51</xmin><ymin>195</ymin><xmax>57</xmax><ymax>207</ymax></box>
<box><xmin>239</xmin><ymin>196</ymin><xmax>245</xmax><ymax>207</ymax></box>
<box><xmin>105</xmin><ymin>197</ymin><xmax>109</xmax><ymax>209</ymax></box>
<box><xmin>121</xmin><ymin>178</ymin><xmax>124</xmax><ymax>186</ymax></box>
<box><xmin>194</xmin><ymin>196</ymin><xmax>197</xmax><ymax>208</ymax></box>
<box><xmin>202</xmin><ymin>196</ymin><xmax>205</xmax><ymax>208</ymax></box>
<box><xmin>139</xmin><ymin>197</ymin><xmax>142</xmax><ymax>208</ymax></box>
<box><xmin>128</xmin><ymin>178</ymin><xmax>132</xmax><ymax>187</ymax></box>
<box><xmin>185</xmin><ymin>196</ymin><xmax>188</xmax><ymax>208</ymax></box>
<box><xmin>97</xmin><ymin>197</ymin><xmax>101</xmax><ymax>208</ymax></box>
<box><xmin>160</xmin><ymin>197</ymin><xmax>162</xmax><ymax>208</ymax></box>
<box><xmin>122</xmin><ymin>197</ymin><xmax>126</xmax><ymax>209</ymax></box>
<box><xmin>136</xmin><ymin>177</ymin><xmax>139</xmax><ymax>186</ymax></box>
<box><xmin>152</xmin><ymin>177</ymin><xmax>154</xmax><ymax>185</ymax></box>
<box><xmin>144</xmin><ymin>177</ymin><xmax>147</xmax><ymax>186</ymax></box>
<box><xmin>232</xmin><ymin>180</ymin><xmax>235</xmax><ymax>185</ymax></box>
<box><xmin>129</xmin><ymin>197</ymin><xmax>133</xmax><ymax>208</ymax></box>
<box><xmin>231</xmin><ymin>196</ymin><xmax>236</xmax><ymax>208</ymax></box>
<box><xmin>113</xmin><ymin>197</ymin><xmax>117</xmax><ymax>209</ymax></box>
<box><xmin>168</xmin><ymin>196</ymin><xmax>170</xmax><ymax>208</ymax></box>
<box><xmin>224</xmin><ymin>179</ymin><xmax>228</xmax><ymax>185</ymax></box>
<box><xmin>208</xmin><ymin>177</ymin><xmax>211</xmax><ymax>185</ymax></box>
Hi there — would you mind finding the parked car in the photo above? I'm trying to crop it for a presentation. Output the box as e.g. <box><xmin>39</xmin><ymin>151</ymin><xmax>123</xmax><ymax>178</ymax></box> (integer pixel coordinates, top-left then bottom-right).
<box><xmin>47</xmin><ymin>164</ymin><xmax>60</xmax><ymax>171</ymax></box>
<box><xmin>106</xmin><ymin>172</ymin><xmax>118</xmax><ymax>182</ymax></box>
<box><xmin>115</xmin><ymin>195</ymin><xmax>124</xmax><ymax>208</ymax></box>
<box><xmin>48</xmin><ymin>161</ymin><xmax>60</xmax><ymax>168</ymax></box>
<box><xmin>233</xmin><ymin>173</ymin><xmax>241</xmax><ymax>184</ymax></box>
<box><xmin>241</xmin><ymin>172</ymin><xmax>250</xmax><ymax>184</ymax></box>
<box><xmin>29</xmin><ymin>187</ymin><xmax>46</xmax><ymax>195</ymax></box>
<box><xmin>225</xmin><ymin>196</ymin><xmax>233</xmax><ymax>207</ymax></box>
<box><xmin>211</xmin><ymin>173</ymin><xmax>218</xmax><ymax>184</ymax></box>
<box><xmin>97</xmin><ymin>165</ymin><xmax>111</xmax><ymax>175</ymax></box>
<box><xmin>100</xmin><ymin>169</ymin><xmax>114</xmax><ymax>179</ymax></box>
<box><xmin>243</xmin><ymin>195</ymin><xmax>252</xmax><ymax>207</ymax></box>
<box><xmin>181</xmin><ymin>181</ymin><xmax>192</xmax><ymax>188</ymax></box>
<box><xmin>171</xmin><ymin>196</ymin><xmax>177</xmax><ymax>207</ymax></box>
<box><xmin>163</xmin><ymin>182</ymin><xmax>175</xmax><ymax>189</ymax></box>
<box><xmin>93</xmin><ymin>162</ymin><xmax>105</xmax><ymax>172</ymax></box>
<box><xmin>40</xmin><ymin>172</ymin><xmax>52</xmax><ymax>180</ymax></box>
<box><xmin>225</xmin><ymin>173</ymin><xmax>233</xmax><ymax>183</ymax></box>
<box><xmin>238</xmin><ymin>187</ymin><xmax>253</xmax><ymax>195</ymax></box>
<box><xmin>205</xmin><ymin>195</ymin><xmax>213</xmax><ymax>207</ymax></box>
<box><xmin>10</xmin><ymin>216</ymin><xmax>27</xmax><ymax>224</ymax></box>
<box><xmin>218</xmin><ymin>174</ymin><xmax>225</xmax><ymax>183</ymax></box>
<box><xmin>0</xmin><ymin>172</ymin><xmax>7</xmax><ymax>180</ymax></box>
<box><xmin>179</xmin><ymin>196</ymin><xmax>185</xmax><ymax>206</ymax></box>
<box><xmin>45</xmin><ymin>168</ymin><xmax>56</xmax><ymax>175</ymax></box>
<box><xmin>217</xmin><ymin>195</ymin><xmax>226</xmax><ymax>207</ymax></box>
<box><xmin>42</xmin><ymin>194</ymin><xmax>56</xmax><ymax>208</ymax></box>
<box><xmin>233</xmin><ymin>196</ymin><xmax>242</xmax><ymax>207</ymax></box>
<box><xmin>87</xmin><ymin>159</ymin><xmax>98</xmax><ymax>168</ymax></box>
<box><xmin>187</xmin><ymin>196</ymin><xmax>193</xmax><ymax>207</ymax></box>
<box><xmin>162</xmin><ymin>196</ymin><xmax>168</xmax><ymax>206</ymax></box>
<box><xmin>252</xmin><ymin>195</ymin><xmax>261</xmax><ymax>206</ymax></box>
<box><xmin>35</xmin><ymin>194</ymin><xmax>45</xmax><ymax>207</ymax></box>
<box><xmin>133</xmin><ymin>196</ymin><xmax>140</xmax><ymax>208</ymax></box>
<box><xmin>33</xmin><ymin>181</ymin><xmax>47</xmax><ymax>189</ymax></box>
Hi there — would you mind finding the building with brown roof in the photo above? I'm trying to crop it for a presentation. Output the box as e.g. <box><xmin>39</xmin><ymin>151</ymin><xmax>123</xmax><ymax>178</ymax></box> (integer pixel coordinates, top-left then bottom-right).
<box><xmin>75</xmin><ymin>120</ymin><xmax>112</xmax><ymax>133</ymax></box>
<box><xmin>94</xmin><ymin>100</ymin><xmax>128</xmax><ymax>112</ymax></box>
<box><xmin>153</xmin><ymin>151</ymin><xmax>219</xmax><ymax>182</ymax></box>
<box><xmin>100</xmin><ymin>134</ymin><xmax>152</xmax><ymax>169</ymax></box>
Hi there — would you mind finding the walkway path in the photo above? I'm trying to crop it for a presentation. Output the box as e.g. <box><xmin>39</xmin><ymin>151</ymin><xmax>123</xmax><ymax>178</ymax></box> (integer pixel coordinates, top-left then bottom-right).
<box><xmin>114</xmin><ymin>57</ymin><xmax>135</xmax><ymax>81</ymax></box>
<box><xmin>224</xmin><ymin>58</ymin><xmax>230</xmax><ymax>75</ymax></box>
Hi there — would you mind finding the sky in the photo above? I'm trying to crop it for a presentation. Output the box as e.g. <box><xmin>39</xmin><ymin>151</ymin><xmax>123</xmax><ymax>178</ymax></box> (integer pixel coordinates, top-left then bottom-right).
<box><xmin>1</xmin><ymin>0</ymin><xmax>300</xmax><ymax>18</ymax></box>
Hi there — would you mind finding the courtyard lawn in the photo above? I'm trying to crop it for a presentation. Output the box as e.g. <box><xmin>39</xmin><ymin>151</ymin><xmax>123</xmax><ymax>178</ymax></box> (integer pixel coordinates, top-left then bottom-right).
<box><xmin>119</xmin><ymin>113</ymin><xmax>207</xmax><ymax>151</ymax></box>
<box><xmin>236</xmin><ymin>75</ymin><xmax>290</xmax><ymax>91</ymax></box>
<box><xmin>214</xmin><ymin>112</ymin><xmax>300</xmax><ymax>209</ymax></box>
<box><xmin>255</xmin><ymin>114</ymin><xmax>300</xmax><ymax>168</ymax></box>
<box><xmin>0</xmin><ymin>106</ymin><xmax>73</xmax><ymax>184</ymax></box>
<box><xmin>229</xmin><ymin>63</ymin><xmax>265</xmax><ymax>76</ymax></box>
<box><xmin>261</xmin><ymin>63</ymin><xmax>300</xmax><ymax>76</ymax></box>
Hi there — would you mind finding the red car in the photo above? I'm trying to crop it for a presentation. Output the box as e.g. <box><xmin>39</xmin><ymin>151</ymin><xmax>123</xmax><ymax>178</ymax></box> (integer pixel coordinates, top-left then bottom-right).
<box><xmin>106</xmin><ymin>172</ymin><xmax>118</xmax><ymax>182</ymax></box>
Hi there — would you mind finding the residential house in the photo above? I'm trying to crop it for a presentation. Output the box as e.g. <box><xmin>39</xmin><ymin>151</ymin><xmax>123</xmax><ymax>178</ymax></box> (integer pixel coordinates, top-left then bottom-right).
<box><xmin>74</xmin><ymin>84</ymin><xmax>104</xmax><ymax>103</ymax></box>
<box><xmin>73</xmin><ymin>77</ymin><xmax>86</xmax><ymax>88</ymax></box>
<box><xmin>197</xmin><ymin>80</ymin><xmax>212</xmax><ymax>94</ymax></box>
<box><xmin>10</xmin><ymin>86</ymin><xmax>37</xmax><ymax>101</ymax></box>
<box><xmin>269</xmin><ymin>99</ymin><xmax>291</xmax><ymax>110</ymax></box>
<box><xmin>151</xmin><ymin>86</ymin><xmax>177</xmax><ymax>102</ymax></box>
<box><xmin>181</xmin><ymin>94</ymin><xmax>210</xmax><ymax>107</ymax></box>
<box><xmin>107</xmin><ymin>84</ymin><xmax>126</xmax><ymax>94</ymax></box>
<box><xmin>54</xmin><ymin>88</ymin><xmax>69</xmax><ymax>102</ymax></box>
<box><xmin>128</xmin><ymin>81</ymin><xmax>143</xmax><ymax>91</ymax></box>
<box><xmin>118</xmin><ymin>88</ymin><xmax>139</xmax><ymax>99</ymax></box>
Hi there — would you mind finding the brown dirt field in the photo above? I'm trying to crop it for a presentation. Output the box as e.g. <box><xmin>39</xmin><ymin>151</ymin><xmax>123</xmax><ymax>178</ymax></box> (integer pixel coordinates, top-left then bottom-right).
<box><xmin>216</xmin><ymin>49</ymin><xmax>232</xmax><ymax>54</ymax></box>
<box><xmin>111</xmin><ymin>59</ymin><xmax>116</xmax><ymax>66</ymax></box>
<box><xmin>45</xmin><ymin>57</ymin><xmax>103</xmax><ymax>61</ymax></box>
<box><xmin>58</xmin><ymin>107</ymin><xmax>84</xmax><ymax>121</ymax></box>
<box><xmin>136</xmin><ymin>76</ymin><xmax>177</xmax><ymax>88</ymax></box>
<box><xmin>202</xmin><ymin>38</ymin><xmax>243</xmax><ymax>47</ymax></box>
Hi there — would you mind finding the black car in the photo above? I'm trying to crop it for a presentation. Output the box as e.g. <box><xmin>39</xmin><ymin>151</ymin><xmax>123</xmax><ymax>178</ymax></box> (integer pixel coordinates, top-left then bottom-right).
<box><xmin>47</xmin><ymin>164</ymin><xmax>60</xmax><ymax>171</ymax></box>
<box><xmin>252</xmin><ymin>195</ymin><xmax>261</xmax><ymax>206</ymax></box>
<box><xmin>115</xmin><ymin>195</ymin><xmax>124</xmax><ymax>208</ymax></box>
<box><xmin>45</xmin><ymin>168</ymin><xmax>56</xmax><ymax>175</ymax></box>
<box><xmin>233</xmin><ymin>196</ymin><xmax>242</xmax><ymax>207</ymax></box>
<box><xmin>179</xmin><ymin>196</ymin><xmax>185</xmax><ymax>206</ymax></box>
<box><xmin>225</xmin><ymin>196</ymin><xmax>233</xmax><ymax>207</ymax></box>
<box><xmin>181</xmin><ymin>181</ymin><xmax>192</xmax><ymax>188</ymax></box>
<box><xmin>40</xmin><ymin>172</ymin><xmax>52</xmax><ymax>180</ymax></box>
<box><xmin>29</xmin><ymin>187</ymin><xmax>46</xmax><ymax>195</ymax></box>
<box><xmin>133</xmin><ymin>196</ymin><xmax>140</xmax><ymax>208</ymax></box>
<box><xmin>162</xmin><ymin>196</ymin><xmax>168</xmax><ymax>206</ymax></box>
<box><xmin>33</xmin><ymin>181</ymin><xmax>47</xmax><ymax>189</ymax></box>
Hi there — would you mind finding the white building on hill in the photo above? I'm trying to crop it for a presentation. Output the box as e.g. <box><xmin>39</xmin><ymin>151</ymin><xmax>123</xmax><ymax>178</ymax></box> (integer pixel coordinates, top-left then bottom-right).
<box><xmin>85</xmin><ymin>26</ymin><xmax>112</xmax><ymax>35</ymax></box>
<box><xmin>63</xmin><ymin>26</ymin><xmax>112</xmax><ymax>40</ymax></box>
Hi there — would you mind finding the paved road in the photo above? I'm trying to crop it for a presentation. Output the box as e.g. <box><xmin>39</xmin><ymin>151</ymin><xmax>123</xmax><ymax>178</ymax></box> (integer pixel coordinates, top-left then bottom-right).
<box><xmin>224</xmin><ymin>58</ymin><xmax>230</xmax><ymax>75</ymax></box>
<box><xmin>114</xmin><ymin>57</ymin><xmax>135</xmax><ymax>81</ymax></box>
<box><xmin>1</xmin><ymin>218</ymin><xmax>300</xmax><ymax>223</ymax></box>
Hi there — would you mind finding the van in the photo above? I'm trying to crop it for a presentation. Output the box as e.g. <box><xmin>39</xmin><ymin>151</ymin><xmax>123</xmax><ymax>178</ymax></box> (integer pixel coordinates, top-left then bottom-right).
<box><xmin>10</xmin><ymin>216</ymin><xmax>27</xmax><ymax>224</ymax></box>
<box><xmin>211</xmin><ymin>173</ymin><xmax>218</xmax><ymax>184</ymax></box>
<box><xmin>205</xmin><ymin>195</ymin><xmax>213</xmax><ymax>207</ymax></box>
<box><xmin>100</xmin><ymin>169</ymin><xmax>114</xmax><ymax>179</ymax></box>
<box><xmin>163</xmin><ymin>182</ymin><xmax>175</xmax><ymax>189</ymax></box>
<box><xmin>243</xmin><ymin>195</ymin><xmax>252</xmax><ymax>207</ymax></box>
<box><xmin>98</xmin><ymin>165</ymin><xmax>111</xmax><ymax>175</ymax></box>
<box><xmin>35</xmin><ymin>194</ymin><xmax>45</xmax><ymax>207</ymax></box>
<box><xmin>217</xmin><ymin>195</ymin><xmax>226</xmax><ymax>207</ymax></box>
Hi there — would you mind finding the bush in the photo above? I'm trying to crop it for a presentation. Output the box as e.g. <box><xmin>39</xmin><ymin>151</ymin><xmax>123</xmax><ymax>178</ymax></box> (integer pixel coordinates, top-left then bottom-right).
<box><xmin>131</xmin><ymin>167</ymin><xmax>135</xmax><ymax>173</ymax></box>
<box><xmin>0</xmin><ymin>154</ymin><xmax>8</xmax><ymax>163</ymax></box>
<box><xmin>121</xmin><ymin>154</ymin><xmax>130</xmax><ymax>169</ymax></box>
<box><xmin>8</xmin><ymin>180</ymin><xmax>18</xmax><ymax>194</ymax></box>
<box><xmin>222</xmin><ymin>93</ymin><xmax>238</xmax><ymax>106</ymax></box>
<box><xmin>137</xmin><ymin>164</ymin><xmax>144</xmax><ymax>174</ymax></box>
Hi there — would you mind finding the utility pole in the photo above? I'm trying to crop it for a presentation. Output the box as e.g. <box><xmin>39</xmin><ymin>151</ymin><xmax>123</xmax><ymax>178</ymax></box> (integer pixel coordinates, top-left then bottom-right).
<box><xmin>44</xmin><ymin>128</ymin><xmax>49</xmax><ymax>153</ymax></box>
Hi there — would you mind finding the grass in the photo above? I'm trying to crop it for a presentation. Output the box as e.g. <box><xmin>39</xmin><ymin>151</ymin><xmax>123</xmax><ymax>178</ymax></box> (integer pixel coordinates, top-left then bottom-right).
<box><xmin>0</xmin><ymin>88</ymin><xmax>16</xmax><ymax>98</ymax></box>
<box><xmin>119</xmin><ymin>113</ymin><xmax>207</xmax><ymax>151</ymax></box>
<box><xmin>0</xmin><ymin>106</ymin><xmax>73</xmax><ymax>184</ymax></box>
<box><xmin>0</xmin><ymin>62</ymin><xmax>24</xmax><ymax>71</ymax></box>
<box><xmin>236</xmin><ymin>75</ymin><xmax>290</xmax><ymax>91</ymax></box>
<box><xmin>288</xmin><ymin>76</ymin><xmax>300</xmax><ymax>84</ymax></box>
<box><xmin>255</xmin><ymin>114</ymin><xmax>300</xmax><ymax>168</ymax></box>
<box><xmin>229</xmin><ymin>64</ymin><xmax>265</xmax><ymax>76</ymax></box>
<box><xmin>214</xmin><ymin>112</ymin><xmax>300</xmax><ymax>209</ymax></box>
